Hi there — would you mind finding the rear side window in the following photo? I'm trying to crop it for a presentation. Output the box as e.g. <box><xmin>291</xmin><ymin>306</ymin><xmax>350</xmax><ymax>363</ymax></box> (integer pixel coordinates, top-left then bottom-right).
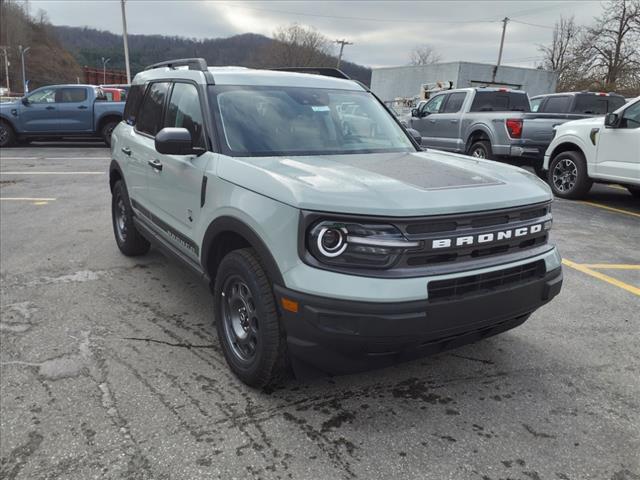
<box><xmin>56</xmin><ymin>88</ymin><xmax>88</xmax><ymax>103</ymax></box>
<box><xmin>441</xmin><ymin>92</ymin><xmax>467</xmax><ymax>113</ymax></box>
<box><xmin>470</xmin><ymin>91</ymin><xmax>530</xmax><ymax>112</ymax></box>
<box><xmin>136</xmin><ymin>82</ymin><xmax>170</xmax><ymax>136</ymax></box>
<box><xmin>164</xmin><ymin>83</ymin><xmax>205</xmax><ymax>148</ymax></box>
<box><xmin>123</xmin><ymin>84</ymin><xmax>146</xmax><ymax>126</ymax></box>
<box><xmin>542</xmin><ymin>96</ymin><xmax>571</xmax><ymax>113</ymax></box>
<box><xmin>571</xmin><ymin>95</ymin><xmax>605</xmax><ymax>114</ymax></box>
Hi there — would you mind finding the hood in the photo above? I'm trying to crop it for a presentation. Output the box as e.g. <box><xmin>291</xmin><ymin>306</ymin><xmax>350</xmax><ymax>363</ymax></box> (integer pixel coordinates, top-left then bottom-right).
<box><xmin>217</xmin><ymin>149</ymin><xmax>552</xmax><ymax>216</ymax></box>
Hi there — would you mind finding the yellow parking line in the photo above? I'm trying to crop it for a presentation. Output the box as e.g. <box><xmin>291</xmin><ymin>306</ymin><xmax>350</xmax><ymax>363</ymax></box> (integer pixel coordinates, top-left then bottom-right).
<box><xmin>578</xmin><ymin>201</ymin><xmax>640</xmax><ymax>218</ymax></box>
<box><xmin>582</xmin><ymin>264</ymin><xmax>640</xmax><ymax>270</ymax></box>
<box><xmin>562</xmin><ymin>259</ymin><xmax>640</xmax><ymax>296</ymax></box>
<box><xmin>1</xmin><ymin>197</ymin><xmax>56</xmax><ymax>201</ymax></box>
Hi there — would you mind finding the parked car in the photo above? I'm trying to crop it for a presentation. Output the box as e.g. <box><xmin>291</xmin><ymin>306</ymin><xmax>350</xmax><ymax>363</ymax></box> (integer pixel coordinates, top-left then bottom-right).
<box><xmin>0</xmin><ymin>84</ymin><xmax>125</xmax><ymax>147</ymax></box>
<box><xmin>530</xmin><ymin>91</ymin><xmax>626</xmax><ymax>115</ymax></box>
<box><xmin>109</xmin><ymin>58</ymin><xmax>562</xmax><ymax>387</ymax></box>
<box><xmin>544</xmin><ymin>97</ymin><xmax>640</xmax><ymax>199</ymax></box>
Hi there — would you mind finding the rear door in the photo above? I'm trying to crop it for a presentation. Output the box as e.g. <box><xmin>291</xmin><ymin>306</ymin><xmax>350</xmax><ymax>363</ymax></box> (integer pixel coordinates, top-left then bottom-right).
<box><xmin>145</xmin><ymin>81</ymin><xmax>210</xmax><ymax>260</ymax></box>
<box><xmin>432</xmin><ymin>91</ymin><xmax>467</xmax><ymax>151</ymax></box>
<box><xmin>54</xmin><ymin>87</ymin><xmax>93</xmax><ymax>131</ymax></box>
<box><xmin>594</xmin><ymin>101</ymin><xmax>640</xmax><ymax>182</ymax></box>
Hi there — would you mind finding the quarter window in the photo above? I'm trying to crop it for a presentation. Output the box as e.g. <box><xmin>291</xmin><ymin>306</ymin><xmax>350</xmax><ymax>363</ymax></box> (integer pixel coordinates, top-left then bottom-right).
<box><xmin>136</xmin><ymin>82</ymin><xmax>170</xmax><ymax>136</ymax></box>
<box><xmin>123</xmin><ymin>84</ymin><xmax>146</xmax><ymax>125</ymax></box>
<box><xmin>164</xmin><ymin>83</ymin><xmax>205</xmax><ymax>148</ymax></box>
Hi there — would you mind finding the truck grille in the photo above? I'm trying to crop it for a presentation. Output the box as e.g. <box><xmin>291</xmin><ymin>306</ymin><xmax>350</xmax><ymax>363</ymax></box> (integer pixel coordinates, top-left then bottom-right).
<box><xmin>428</xmin><ymin>260</ymin><xmax>545</xmax><ymax>301</ymax></box>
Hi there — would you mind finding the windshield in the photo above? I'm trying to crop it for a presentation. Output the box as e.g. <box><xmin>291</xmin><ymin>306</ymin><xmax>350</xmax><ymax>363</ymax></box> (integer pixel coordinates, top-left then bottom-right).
<box><xmin>208</xmin><ymin>85</ymin><xmax>416</xmax><ymax>157</ymax></box>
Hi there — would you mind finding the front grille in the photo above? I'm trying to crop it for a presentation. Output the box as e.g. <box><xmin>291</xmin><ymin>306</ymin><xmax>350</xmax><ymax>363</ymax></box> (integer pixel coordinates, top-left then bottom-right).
<box><xmin>428</xmin><ymin>260</ymin><xmax>545</xmax><ymax>301</ymax></box>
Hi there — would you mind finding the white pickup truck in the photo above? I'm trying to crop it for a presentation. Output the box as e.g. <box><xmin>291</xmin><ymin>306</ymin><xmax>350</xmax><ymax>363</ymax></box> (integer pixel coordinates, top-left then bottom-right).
<box><xmin>544</xmin><ymin>97</ymin><xmax>640</xmax><ymax>199</ymax></box>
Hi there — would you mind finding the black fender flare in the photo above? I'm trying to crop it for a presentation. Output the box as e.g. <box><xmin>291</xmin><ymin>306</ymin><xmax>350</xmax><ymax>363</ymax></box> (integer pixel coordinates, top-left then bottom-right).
<box><xmin>465</xmin><ymin>126</ymin><xmax>494</xmax><ymax>151</ymax></box>
<box><xmin>201</xmin><ymin>216</ymin><xmax>284</xmax><ymax>286</ymax></box>
<box><xmin>109</xmin><ymin>159</ymin><xmax>125</xmax><ymax>192</ymax></box>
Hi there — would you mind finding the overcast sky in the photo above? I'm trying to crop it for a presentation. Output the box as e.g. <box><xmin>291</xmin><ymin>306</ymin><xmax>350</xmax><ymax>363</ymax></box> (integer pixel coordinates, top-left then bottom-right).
<box><xmin>26</xmin><ymin>0</ymin><xmax>605</xmax><ymax>68</ymax></box>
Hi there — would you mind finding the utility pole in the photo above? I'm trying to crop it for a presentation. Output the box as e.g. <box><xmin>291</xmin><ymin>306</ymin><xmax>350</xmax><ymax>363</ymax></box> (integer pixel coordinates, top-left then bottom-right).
<box><xmin>492</xmin><ymin>17</ymin><xmax>509</xmax><ymax>83</ymax></box>
<box><xmin>120</xmin><ymin>0</ymin><xmax>131</xmax><ymax>83</ymax></box>
<box><xmin>335</xmin><ymin>39</ymin><xmax>353</xmax><ymax>69</ymax></box>
<box><xmin>18</xmin><ymin>45</ymin><xmax>30</xmax><ymax>94</ymax></box>
<box><xmin>0</xmin><ymin>46</ymin><xmax>10</xmax><ymax>92</ymax></box>
<box><xmin>101</xmin><ymin>57</ymin><xmax>111</xmax><ymax>84</ymax></box>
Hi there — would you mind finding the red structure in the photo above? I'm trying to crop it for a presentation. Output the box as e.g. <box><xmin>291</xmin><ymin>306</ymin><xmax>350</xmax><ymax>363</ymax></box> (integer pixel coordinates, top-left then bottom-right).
<box><xmin>83</xmin><ymin>66</ymin><xmax>128</xmax><ymax>85</ymax></box>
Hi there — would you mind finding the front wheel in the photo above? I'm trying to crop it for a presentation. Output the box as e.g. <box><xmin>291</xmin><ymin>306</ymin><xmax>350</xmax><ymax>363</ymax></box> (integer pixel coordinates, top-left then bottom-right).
<box><xmin>548</xmin><ymin>151</ymin><xmax>592</xmax><ymax>199</ymax></box>
<box><xmin>111</xmin><ymin>180</ymin><xmax>150</xmax><ymax>256</ymax></box>
<box><xmin>468</xmin><ymin>140</ymin><xmax>493</xmax><ymax>160</ymax></box>
<box><xmin>214</xmin><ymin>248</ymin><xmax>286</xmax><ymax>388</ymax></box>
<box><xmin>0</xmin><ymin>120</ymin><xmax>16</xmax><ymax>148</ymax></box>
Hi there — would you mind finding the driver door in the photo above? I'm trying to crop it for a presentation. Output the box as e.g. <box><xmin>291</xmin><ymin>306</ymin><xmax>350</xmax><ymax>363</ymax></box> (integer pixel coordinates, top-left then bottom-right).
<box><xmin>595</xmin><ymin>101</ymin><xmax>640</xmax><ymax>183</ymax></box>
<box><xmin>19</xmin><ymin>87</ymin><xmax>59</xmax><ymax>132</ymax></box>
<box><xmin>409</xmin><ymin>94</ymin><xmax>446</xmax><ymax>149</ymax></box>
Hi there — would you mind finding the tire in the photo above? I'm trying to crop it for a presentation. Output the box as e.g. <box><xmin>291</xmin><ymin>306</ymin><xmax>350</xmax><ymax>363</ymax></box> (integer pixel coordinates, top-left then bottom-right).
<box><xmin>111</xmin><ymin>180</ymin><xmax>150</xmax><ymax>256</ymax></box>
<box><xmin>0</xmin><ymin>120</ymin><xmax>16</xmax><ymax>148</ymax></box>
<box><xmin>214</xmin><ymin>248</ymin><xmax>286</xmax><ymax>388</ymax></box>
<box><xmin>627</xmin><ymin>187</ymin><xmax>640</xmax><ymax>198</ymax></box>
<box><xmin>468</xmin><ymin>140</ymin><xmax>493</xmax><ymax>160</ymax></box>
<box><xmin>101</xmin><ymin>120</ymin><xmax>118</xmax><ymax>147</ymax></box>
<box><xmin>548</xmin><ymin>150</ymin><xmax>592</xmax><ymax>199</ymax></box>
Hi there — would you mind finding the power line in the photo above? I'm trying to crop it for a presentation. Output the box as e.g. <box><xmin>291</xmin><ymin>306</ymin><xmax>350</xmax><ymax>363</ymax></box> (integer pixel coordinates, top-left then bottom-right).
<box><xmin>510</xmin><ymin>19</ymin><xmax>556</xmax><ymax>30</ymax></box>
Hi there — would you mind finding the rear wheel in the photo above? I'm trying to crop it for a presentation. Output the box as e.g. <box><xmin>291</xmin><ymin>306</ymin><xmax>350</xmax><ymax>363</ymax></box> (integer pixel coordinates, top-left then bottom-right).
<box><xmin>468</xmin><ymin>140</ymin><xmax>493</xmax><ymax>160</ymax></box>
<box><xmin>0</xmin><ymin>120</ymin><xmax>16</xmax><ymax>147</ymax></box>
<box><xmin>214</xmin><ymin>248</ymin><xmax>286</xmax><ymax>388</ymax></box>
<box><xmin>101</xmin><ymin>120</ymin><xmax>118</xmax><ymax>147</ymax></box>
<box><xmin>111</xmin><ymin>180</ymin><xmax>150</xmax><ymax>256</ymax></box>
<box><xmin>548</xmin><ymin>150</ymin><xmax>592</xmax><ymax>199</ymax></box>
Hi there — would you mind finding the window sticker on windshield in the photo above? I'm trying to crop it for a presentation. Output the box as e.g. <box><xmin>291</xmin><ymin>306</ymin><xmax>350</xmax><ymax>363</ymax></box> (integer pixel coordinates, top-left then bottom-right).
<box><xmin>311</xmin><ymin>106</ymin><xmax>330</xmax><ymax>112</ymax></box>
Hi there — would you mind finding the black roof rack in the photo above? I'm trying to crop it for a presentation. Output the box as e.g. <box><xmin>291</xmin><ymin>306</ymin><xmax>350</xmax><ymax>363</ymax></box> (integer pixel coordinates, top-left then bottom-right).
<box><xmin>271</xmin><ymin>67</ymin><xmax>350</xmax><ymax>80</ymax></box>
<box><xmin>145</xmin><ymin>58</ymin><xmax>208</xmax><ymax>72</ymax></box>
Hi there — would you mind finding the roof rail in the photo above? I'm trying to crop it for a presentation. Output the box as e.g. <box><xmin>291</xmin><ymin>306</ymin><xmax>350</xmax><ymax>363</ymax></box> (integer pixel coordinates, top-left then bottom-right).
<box><xmin>145</xmin><ymin>58</ymin><xmax>208</xmax><ymax>72</ymax></box>
<box><xmin>270</xmin><ymin>67</ymin><xmax>351</xmax><ymax>80</ymax></box>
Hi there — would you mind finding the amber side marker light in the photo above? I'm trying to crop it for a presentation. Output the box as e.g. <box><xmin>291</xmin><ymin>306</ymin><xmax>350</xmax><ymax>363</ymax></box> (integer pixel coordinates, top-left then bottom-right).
<box><xmin>281</xmin><ymin>298</ymin><xmax>299</xmax><ymax>313</ymax></box>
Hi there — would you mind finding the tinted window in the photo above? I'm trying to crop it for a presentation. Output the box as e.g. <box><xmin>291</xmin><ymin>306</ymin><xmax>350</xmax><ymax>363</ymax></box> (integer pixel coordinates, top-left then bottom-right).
<box><xmin>543</xmin><ymin>96</ymin><xmax>571</xmax><ymax>113</ymax></box>
<box><xmin>620</xmin><ymin>102</ymin><xmax>640</xmax><ymax>129</ymax></box>
<box><xmin>441</xmin><ymin>92</ymin><xmax>466</xmax><ymax>113</ymax></box>
<box><xmin>136</xmin><ymin>82</ymin><xmax>170</xmax><ymax>136</ymax></box>
<box><xmin>530</xmin><ymin>97</ymin><xmax>542</xmax><ymax>112</ymax></box>
<box><xmin>165</xmin><ymin>83</ymin><xmax>205</xmax><ymax>148</ymax></box>
<box><xmin>423</xmin><ymin>94</ymin><xmax>445</xmax><ymax>114</ymax></box>
<box><xmin>27</xmin><ymin>87</ymin><xmax>57</xmax><ymax>103</ymax></box>
<box><xmin>123</xmin><ymin>84</ymin><xmax>147</xmax><ymax>126</ymax></box>
<box><xmin>608</xmin><ymin>96</ymin><xmax>626</xmax><ymax>112</ymax></box>
<box><xmin>572</xmin><ymin>95</ymin><xmax>606</xmax><ymax>114</ymax></box>
<box><xmin>470</xmin><ymin>91</ymin><xmax>529</xmax><ymax>112</ymax></box>
<box><xmin>55</xmin><ymin>88</ymin><xmax>87</xmax><ymax>103</ymax></box>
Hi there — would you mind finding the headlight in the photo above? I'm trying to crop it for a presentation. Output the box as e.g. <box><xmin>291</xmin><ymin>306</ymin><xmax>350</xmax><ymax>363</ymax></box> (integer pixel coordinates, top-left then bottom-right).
<box><xmin>307</xmin><ymin>220</ymin><xmax>420</xmax><ymax>269</ymax></box>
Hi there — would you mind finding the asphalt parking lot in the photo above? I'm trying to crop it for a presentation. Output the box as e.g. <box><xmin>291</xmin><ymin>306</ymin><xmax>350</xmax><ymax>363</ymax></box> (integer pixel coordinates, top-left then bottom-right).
<box><xmin>1</xmin><ymin>143</ymin><xmax>638</xmax><ymax>480</ymax></box>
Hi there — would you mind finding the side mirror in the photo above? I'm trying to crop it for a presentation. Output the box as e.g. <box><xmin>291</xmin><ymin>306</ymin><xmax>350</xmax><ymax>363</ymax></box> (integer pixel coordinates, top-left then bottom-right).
<box><xmin>406</xmin><ymin>128</ymin><xmax>422</xmax><ymax>145</ymax></box>
<box><xmin>21</xmin><ymin>97</ymin><xmax>29</xmax><ymax>106</ymax></box>
<box><xmin>155</xmin><ymin>127</ymin><xmax>194</xmax><ymax>155</ymax></box>
<box><xmin>411</xmin><ymin>108</ymin><xmax>419</xmax><ymax>117</ymax></box>
<box><xmin>604</xmin><ymin>112</ymin><xmax>619</xmax><ymax>128</ymax></box>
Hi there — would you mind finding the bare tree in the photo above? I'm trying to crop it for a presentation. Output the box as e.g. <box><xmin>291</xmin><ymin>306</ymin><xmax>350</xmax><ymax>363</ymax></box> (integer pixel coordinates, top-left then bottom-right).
<box><xmin>254</xmin><ymin>23</ymin><xmax>334</xmax><ymax>68</ymax></box>
<box><xmin>583</xmin><ymin>0</ymin><xmax>640</xmax><ymax>91</ymax></box>
<box><xmin>538</xmin><ymin>16</ymin><xmax>580</xmax><ymax>89</ymax></box>
<box><xmin>408</xmin><ymin>44</ymin><xmax>442</xmax><ymax>66</ymax></box>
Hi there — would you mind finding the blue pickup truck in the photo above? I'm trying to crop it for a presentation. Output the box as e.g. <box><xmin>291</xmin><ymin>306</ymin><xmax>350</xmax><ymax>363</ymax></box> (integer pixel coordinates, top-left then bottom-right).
<box><xmin>0</xmin><ymin>84</ymin><xmax>124</xmax><ymax>147</ymax></box>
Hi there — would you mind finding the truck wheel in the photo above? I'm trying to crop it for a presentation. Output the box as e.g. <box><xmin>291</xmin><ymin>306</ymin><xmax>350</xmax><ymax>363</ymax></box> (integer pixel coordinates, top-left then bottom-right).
<box><xmin>101</xmin><ymin>120</ymin><xmax>118</xmax><ymax>147</ymax></box>
<box><xmin>214</xmin><ymin>248</ymin><xmax>286</xmax><ymax>388</ymax></box>
<box><xmin>548</xmin><ymin>151</ymin><xmax>592</xmax><ymax>199</ymax></box>
<box><xmin>468</xmin><ymin>140</ymin><xmax>493</xmax><ymax>160</ymax></box>
<box><xmin>111</xmin><ymin>180</ymin><xmax>150</xmax><ymax>256</ymax></box>
<box><xmin>627</xmin><ymin>187</ymin><xmax>640</xmax><ymax>198</ymax></box>
<box><xmin>0</xmin><ymin>120</ymin><xmax>16</xmax><ymax>148</ymax></box>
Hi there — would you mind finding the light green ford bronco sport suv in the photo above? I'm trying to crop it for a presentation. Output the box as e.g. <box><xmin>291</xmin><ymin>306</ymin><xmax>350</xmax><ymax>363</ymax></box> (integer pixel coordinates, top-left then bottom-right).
<box><xmin>109</xmin><ymin>59</ymin><xmax>563</xmax><ymax>387</ymax></box>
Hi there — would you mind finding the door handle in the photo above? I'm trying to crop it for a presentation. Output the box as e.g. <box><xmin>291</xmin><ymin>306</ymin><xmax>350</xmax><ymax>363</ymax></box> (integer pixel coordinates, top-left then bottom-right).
<box><xmin>78</xmin><ymin>105</ymin><xmax>88</xmax><ymax>110</ymax></box>
<box><xmin>148</xmin><ymin>159</ymin><xmax>163</xmax><ymax>171</ymax></box>
<box><xmin>429</xmin><ymin>119</ymin><xmax>436</xmax><ymax>123</ymax></box>
<box><xmin>121</xmin><ymin>147</ymin><xmax>131</xmax><ymax>156</ymax></box>
<box><xmin>450</xmin><ymin>119</ymin><xmax>459</xmax><ymax>123</ymax></box>
<box><xmin>46</xmin><ymin>106</ymin><xmax>55</xmax><ymax>110</ymax></box>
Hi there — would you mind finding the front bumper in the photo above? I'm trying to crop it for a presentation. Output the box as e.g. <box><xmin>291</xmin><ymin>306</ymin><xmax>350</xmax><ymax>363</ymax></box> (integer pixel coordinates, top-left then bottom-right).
<box><xmin>275</xmin><ymin>265</ymin><xmax>562</xmax><ymax>375</ymax></box>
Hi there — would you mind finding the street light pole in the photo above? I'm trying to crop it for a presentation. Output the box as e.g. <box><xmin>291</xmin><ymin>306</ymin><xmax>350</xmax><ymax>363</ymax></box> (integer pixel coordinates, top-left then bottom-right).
<box><xmin>121</xmin><ymin>0</ymin><xmax>131</xmax><ymax>83</ymax></box>
<box><xmin>101</xmin><ymin>57</ymin><xmax>111</xmax><ymax>84</ymax></box>
<box><xmin>18</xmin><ymin>45</ymin><xmax>31</xmax><ymax>94</ymax></box>
<box><xmin>0</xmin><ymin>46</ymin><xmax>10</xmax><ymax>92</ymax></box>
<box><xmin>335</xmin><ymin>39</ymin><xmax>353</xmax><ymax>69</ymax></box>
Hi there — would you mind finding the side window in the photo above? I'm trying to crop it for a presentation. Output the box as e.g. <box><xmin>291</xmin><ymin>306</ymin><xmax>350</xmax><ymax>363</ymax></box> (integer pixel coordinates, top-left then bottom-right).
<box><xmin>441</xmin><ymin>92</ymin><xmax>466</xmax><ymax>113</ymax></box>
<box><xmin>123</xmin><ymin>84</ymin><xmax>146</xmax><ymax>126</ymax></box>
<box><xmin>572</xmin><ymin>95</ymin><xmax>606</xmax><ymax>114</ymax></box>
<box><xmin>423</xmin><ymin>94</ymin><xmax>445</xmax><ymax>114</ymax></box>
<box><xmin>608</xmin><ymin>97</ymin><xmax>626</xmax><ymax>112</ymax></box>
<box><xmin>620</xmin><ymin>102</ymin><xmax>640</xmax><ymax>129</ymax></box>
<box><xmin>27</xmin><ymin>87</ymin><xmax>57</xmax><ymax>104</ymax></box>
<box><xmin>543</xmin><ymin>96</ymin><xmax>571</xmax><ymax>113</ymax></box>
<box><xmin>135</xmin><ymin>82</ymin><xmax>170</xmax><ymax>136</ymax></box>
<box><xmin>530</xmin><ymin>98</ymin><xmax>542</xmax><ymax>112</ymax></box>
<box><xmin>55</xmin><ymin>88</ymin><xmax>88</xmax><ymax>103</ymax></box>
<box><xmin>164</xmin><ymin>83</ymin><xmax>205</xmax><ymax>148</ymax></box>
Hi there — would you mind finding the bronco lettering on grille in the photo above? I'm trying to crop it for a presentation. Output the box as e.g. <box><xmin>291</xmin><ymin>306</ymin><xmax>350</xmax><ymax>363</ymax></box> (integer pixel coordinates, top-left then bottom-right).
<box><xmin>431</xmin><ymin>223</ymin><xmax>543</xmax><ymax>249</ymax></box>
